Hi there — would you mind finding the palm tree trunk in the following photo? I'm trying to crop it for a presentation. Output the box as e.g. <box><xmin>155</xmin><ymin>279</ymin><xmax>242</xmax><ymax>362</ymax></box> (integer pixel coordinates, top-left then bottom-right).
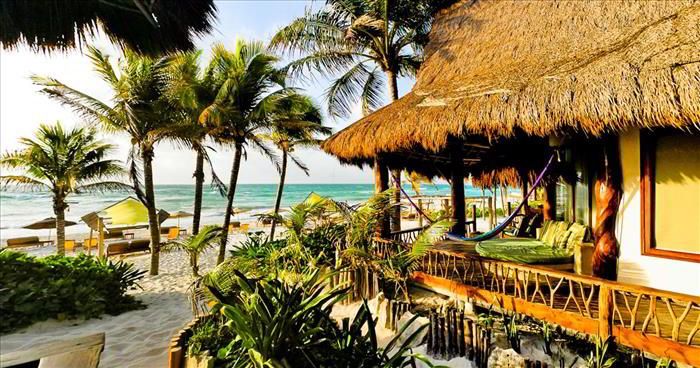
<box><xmin>269</xmin><ymin>150</ymin><xmax>288</xmax><ymax>241</ymax></box>
<box><xmin>218</xmin><ymin>142</ymin><xmax>243</xmax><ymax>264</ymax></box>
<box><xmin>53</xmin><ymin>196</ymin><xmax>66</xmax><ymax>256</ymax></box>
<box><xmin>142</xmin><ymin>147</ymin><xmax>162</xmax><ymax>276</ymax></box>
<box><xmin>386</xmin><ymin>69</ymin><xmax>402</xmax><ymax>232</ymax></box>
<box><xmin>192</xmin><ymin>149</ymin><xmax>205</xmax><ymax>235</ymax></box>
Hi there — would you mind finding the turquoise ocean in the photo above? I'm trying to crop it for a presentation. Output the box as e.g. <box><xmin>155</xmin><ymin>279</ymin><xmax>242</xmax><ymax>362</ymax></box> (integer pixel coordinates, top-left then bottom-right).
<box><xmin>0</xmin><ymin>183</ymin><xmax>493</xmax><ymax>240</ymax></box>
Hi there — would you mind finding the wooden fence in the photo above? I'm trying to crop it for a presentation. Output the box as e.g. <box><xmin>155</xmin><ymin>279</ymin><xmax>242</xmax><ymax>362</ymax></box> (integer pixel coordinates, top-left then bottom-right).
<box><xmin>411</xmin><ymin>248</ymin><xmax>700</xmax><ymax>366</ymax></box>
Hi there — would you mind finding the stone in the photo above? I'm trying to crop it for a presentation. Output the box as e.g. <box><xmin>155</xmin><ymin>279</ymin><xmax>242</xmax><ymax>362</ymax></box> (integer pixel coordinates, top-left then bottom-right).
<box><xmin>487</xmin><ymin>347</ymin><xmax>526</xmax><ymax>368</ymax></box>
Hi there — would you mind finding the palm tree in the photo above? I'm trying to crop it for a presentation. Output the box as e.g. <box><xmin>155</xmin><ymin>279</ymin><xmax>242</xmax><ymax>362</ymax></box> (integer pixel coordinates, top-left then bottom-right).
<box><xmin>163</xmin><ymin>225</ymin><xmax>222</xmax><ymax>277</ymax></box>
<box><xmin>263</xmin><ymin>94</ymin><xmax>331</xmax><ymax>240</ymax></box>
<box><xmin>271</xmin><ymin>0</ymin><xmax>444</xmax><ymax>232</ymax></box>
<box><xmin>162</xmin><ymin>51</ymin><xmax>226</xmax><ymax>235</ymax></box>
<box><xmin>33</xmin><ymin>47</ymin><xmax>175</xmax><ymax>275</ymax></box>
<box><xmin>199</xmin><ymin>40</ymin><xmax>292</xmax><ymax>264</ymax></box>
<box><xmin>0</xmin><ymin>123</ymin><xmax>128</xmax><ymax>255</ymax></box>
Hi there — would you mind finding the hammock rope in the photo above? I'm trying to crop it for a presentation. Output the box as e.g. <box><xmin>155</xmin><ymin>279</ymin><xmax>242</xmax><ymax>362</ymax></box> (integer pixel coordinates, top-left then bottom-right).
<box><xmin>393</xmin><ymin>152</ymin><xmax>557</xmax><ymax>242</ymax></box>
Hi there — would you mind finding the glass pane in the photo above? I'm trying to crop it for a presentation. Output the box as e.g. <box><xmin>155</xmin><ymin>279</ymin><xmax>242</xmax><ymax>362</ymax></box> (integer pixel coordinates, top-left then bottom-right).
<box><xmin>654</xmin><ymin>134</ymin><xmax>700</xmax><ymax>254</ymax></box>
<box><xmin>574</xmin><ymin>159</ymin><xmax>590</xmax><ymax>226</ymax></box>
<box><xmin>555</xmin><ymin>180</ymin><xmax>573</xmax><ymax>221</ymax></box>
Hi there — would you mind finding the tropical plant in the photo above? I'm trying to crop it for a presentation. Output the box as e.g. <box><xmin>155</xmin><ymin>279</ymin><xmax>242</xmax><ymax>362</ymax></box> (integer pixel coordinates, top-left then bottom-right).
<box><xmin>272</xmin><ymin>0</ymin><xmax>448</xmax><ymax>232</ymax></box>
<box><xmin>0</xmin><ymin>0</ymin><xmax>217</xmax><ymax>55</ymax></box>
<box><xmin>542</xmin><ymin>321</ymin><xmax>554</xmax><ymax>356</ymax></box>
<box><xmin>0</xmin><ymin>123</ymin><xmax>128</xmax><ymax>255</ymax></box>
<box><xmin>585</xmin><ymin>335</ymin><xmax>617</xmax><ymax>368</ymax></box>
<box><xmin>262</xmin><ymin>93</ymin><xmax>331</xmax><ymax>240</ymax></box>
<box><xmin>162</xmin><ymin>50</ymin><xmax>226</xmax><ymax>235</ymax></box>
<box><xmin>198</xmin><ymin>39</ymin><xmax>293</xmax><ymax>264</ymax></box>
<box><xmin>34</xmin><ymin>47</ymin><xmax>174</xmax><ymax>275</ymax></box>
<box><xmin>377</xmin><ymin>219</ymin><xmax>451</xmax><ymax>302</ymax></box>
<box><xmin>0</xmin><ymin>250</ymin><xmax>145</xmax><ymax>333</ymax></box>
<box><xmin>503</xmin><ymin>313</ymin><xmax>521</xmax><ymax>353</ymax></box>
<box><xmin>162</xmin><ymin>225</ymin><xmax>223</xmax><ymax>277</ymax></box>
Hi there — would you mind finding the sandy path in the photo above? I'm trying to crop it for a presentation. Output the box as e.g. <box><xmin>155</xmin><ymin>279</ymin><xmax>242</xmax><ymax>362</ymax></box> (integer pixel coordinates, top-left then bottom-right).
<box><xmin>0</xmin><ymin>234</ymin><xmax>246</xmax><ymax>368</ymax></box>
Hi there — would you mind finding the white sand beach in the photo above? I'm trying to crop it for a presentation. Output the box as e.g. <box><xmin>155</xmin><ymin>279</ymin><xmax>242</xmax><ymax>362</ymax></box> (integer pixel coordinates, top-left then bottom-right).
<box><xmin>0</xmin><ymin>233</ymin><xmax>247</xmax><ymax>368</ymax></box>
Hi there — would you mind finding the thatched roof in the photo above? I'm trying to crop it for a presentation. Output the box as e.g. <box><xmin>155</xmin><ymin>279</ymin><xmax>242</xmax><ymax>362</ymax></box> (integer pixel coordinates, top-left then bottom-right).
<box><xmin>0</xmin><ymin>0</ymin><xmax>216</xmax><ymax>55</ymax></box>
<box><xmin>323</xmin><ymin>0</ymin><xmax>700</xmax><ymax>164</ymax></box>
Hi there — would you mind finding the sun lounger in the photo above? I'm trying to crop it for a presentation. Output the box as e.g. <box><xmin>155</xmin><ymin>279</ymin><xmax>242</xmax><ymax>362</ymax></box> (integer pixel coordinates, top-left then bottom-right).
<box><xmin>5</xmin><ymin>236</ymin><xmax>53</xmax><ymax>248</ymax></box>
<box><xmin>0</xmin><ymin>333</ymin><xmax>105</xmax><ymax>368</ymax></box>
<box><xmin>64</xmin><ymin>239</ymin><xmax>76</xmax><ymax>252</ymax></box>
<box><xmin>106</xmin><ymin>239</ymin><xmax>151</xmax><ymax>257</ymax></box>
<box><xmin>167</xmin><ymin>227</ymin><xmax>180</xmax><ymax>240</ymax></box>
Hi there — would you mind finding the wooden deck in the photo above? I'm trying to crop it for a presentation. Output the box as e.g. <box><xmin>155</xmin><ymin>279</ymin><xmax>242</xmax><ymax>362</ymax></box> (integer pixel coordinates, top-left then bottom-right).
<box><xmin>405</xmin><ymin>238</ymin><xmax>700</xmax><ymax>366</ymax></box>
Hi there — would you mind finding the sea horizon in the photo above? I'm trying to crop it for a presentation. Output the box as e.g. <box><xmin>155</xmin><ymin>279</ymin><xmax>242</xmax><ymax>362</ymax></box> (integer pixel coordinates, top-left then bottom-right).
<box><xmin>1</xmin><ymin>183</ymin><xmax>506</xmax><ymax>240</ymax></box>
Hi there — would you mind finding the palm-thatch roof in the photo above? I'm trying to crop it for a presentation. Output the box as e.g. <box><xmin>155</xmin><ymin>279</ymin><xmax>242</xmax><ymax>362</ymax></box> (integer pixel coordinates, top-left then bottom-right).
<box><xmin>323</xmin><ymin>0</ymin><xmax>700</xmax><ymax>165</ymax></box>
<box><xmin>0</xmin><ymin>0</ymin><xmax>216</xmax><ymax>55</ymax></box>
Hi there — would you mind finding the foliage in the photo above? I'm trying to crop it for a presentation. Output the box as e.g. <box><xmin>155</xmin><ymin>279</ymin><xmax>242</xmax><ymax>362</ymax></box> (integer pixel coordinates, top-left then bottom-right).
<box><xmin>542</xmin><ymin>321</ymin><xmax>554</xmax><ymax>356</ymax></box>
<box><xmin>163</xmin><ymin>225</ymin><xmax>223</xmax><ymax>276</ymax></box>
<box><xmin>585</xmin><ymin>336</ymin><xmax>617</xmax><ymax>368</ymax></box>
<box><xmin>197</xmin><ymin>268</ymin><xmax>436</xmax><ymax>367</ymax></box>
<box><xmin>187</xmin><ymin>316</ymin><xmax>234</xmax><ymax>360</ymax></box>
<box><xmin>0</xmin><ymin>251</ymin><xmax>145</xmax><ymax>333</ymax></box>
<box><xmin>503</xmin><ymin>313</ymin><xmax>521</xmax><ymax>353</ymax></box>
<box><xmin>227</xmin><ymin>232</ymin><xmax>289</xmax><ymax>279</ymax></box>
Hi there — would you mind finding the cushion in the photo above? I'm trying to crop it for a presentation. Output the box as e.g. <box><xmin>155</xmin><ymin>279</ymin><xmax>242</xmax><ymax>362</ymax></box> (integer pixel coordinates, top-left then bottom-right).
<box><xmin>542</xmin><ymin>221</ymin><xmax>570</xmax><ymax>246</ymax></box>
<box><xmin>538</xmin><ymin>220</ymin><xmax>553</xmax><ymax>241</ymax></box>
<box><xmin>475</xmin><ymin>238</ymin><xmax>574</xmax><ymax>264</ymax></box>
<box><xmin>565</xmin><ymin>223</ymin><xmax>589</xmax><ymax>249</ymax></box>
<box><xmin>554</xmin><ymin>230</ymin><xmax>572</xmax><ymax>249</ymax></box>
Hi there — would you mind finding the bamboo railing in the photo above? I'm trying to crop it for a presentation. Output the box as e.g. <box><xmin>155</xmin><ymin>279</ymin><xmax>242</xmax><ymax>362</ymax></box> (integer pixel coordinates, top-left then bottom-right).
<box><xmin>411</xmin><ymin>248</ymin><xmax>700</xmax><ymax>366</ymax></box>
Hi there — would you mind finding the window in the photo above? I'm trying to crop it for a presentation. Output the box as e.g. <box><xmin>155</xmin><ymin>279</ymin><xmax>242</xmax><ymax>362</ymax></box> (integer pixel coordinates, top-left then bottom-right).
<box><xmin>641</xmin><ymin>131</ymin><xmax>700</xmax><ymax>262</ymax></box>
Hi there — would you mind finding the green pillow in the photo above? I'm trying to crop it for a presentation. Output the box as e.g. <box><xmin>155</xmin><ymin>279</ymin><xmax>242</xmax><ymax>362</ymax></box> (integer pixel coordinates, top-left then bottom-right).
<box><xmin>565</xmin><ymin>223</ymin><xmax>588</xmax><ymax>249</ymax></box>
<box><xmin>554</xmin><ymin>231</ymin><xmax>572</xmax><ymax>249</ymax></box>
<box><xmin>542</xmin><ymin>221</ymin><xmax>570</xmax><ymax>246</ymax></box>
<box><xmin>538</xmin><ymin>220</ymin><xmax>553</xmax><ymax>241</ymax></box>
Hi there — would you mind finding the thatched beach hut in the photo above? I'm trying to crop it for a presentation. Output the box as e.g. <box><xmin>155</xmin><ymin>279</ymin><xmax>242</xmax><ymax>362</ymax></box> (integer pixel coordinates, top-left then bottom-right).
<box><xmin>323</xmin><ymin>0</ymin><xmax>700</xmax><ymax>291</ymax></box>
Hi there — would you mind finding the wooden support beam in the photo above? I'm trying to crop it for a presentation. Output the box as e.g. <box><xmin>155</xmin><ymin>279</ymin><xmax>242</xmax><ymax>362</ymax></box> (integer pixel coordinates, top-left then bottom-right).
<box><xmin>593</xmin><ymin>137</ymin><xmax>622</xmax><ymax>280</ymax></box>
<box><xmin>543</xmin><ymin>181</ymin><xmax>556</xmax><ymax>221</ymax></box>
<box><xmin>449</xmin><ymin>139</ymin><xmax>466</xmax><ymax>236</ymax></box>
<box><xmin>374</xmin><ymin>158</ymin><xmax>390</xmax><ymax>237</ymax></box>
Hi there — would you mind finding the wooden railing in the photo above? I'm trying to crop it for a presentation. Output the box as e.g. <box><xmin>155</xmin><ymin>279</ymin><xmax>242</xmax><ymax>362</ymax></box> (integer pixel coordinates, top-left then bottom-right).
<box><xmin>412</xmin><ymin>249</ymin><xmax>700</xmax><ymax>366</ymax></box>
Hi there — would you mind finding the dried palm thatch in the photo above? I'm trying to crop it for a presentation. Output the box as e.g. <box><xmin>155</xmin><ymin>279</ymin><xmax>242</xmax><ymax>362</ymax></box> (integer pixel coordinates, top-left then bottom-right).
<box><xmin>0</xmin><ymin>0</ymin><xmax>216</xmax><ymax>55</ymax></box>
<box><xmin>323</xmin><ymin>0</ymin><xmax>700</xmax><ymax>163</ymax></box>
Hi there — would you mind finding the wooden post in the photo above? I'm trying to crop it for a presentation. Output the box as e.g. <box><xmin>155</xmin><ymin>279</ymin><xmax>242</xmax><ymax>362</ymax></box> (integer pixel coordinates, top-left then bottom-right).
<box><xmin>598</xmin><ymin>285</ymin><xmax>613</xmax><ymax>339</ymax></box>
<box><xmin>97</xmin><ymin>217</ymin><xmax>105</xmax><ymax>259</ymax></box>
<box><xmin>592</xmin><ymin>137</ymin><xmax>622</xmax><ymax>280</ymax></box>
<box><xmin>449</xmin><ymin>139</ymin><xmax>466</xmax><ymax>236</ymax></box>
<box><xmin>374</xmin><ymin>158</ymin><xmax>390</xmax><ymax>238</ymax></box>
<box><xmin>471</xmin><ymin>204</ymin><xmax>477</xmax><ymax>233</ymax></box>
<box><xmin>543</xmin><ymin>181</ymin><xmax>556</xmax><ymax>221</ymax></box>
<box><xmin>417</xmin><ymin>199</ymin><xmax>424</xmax><ymax>227</ymax></box>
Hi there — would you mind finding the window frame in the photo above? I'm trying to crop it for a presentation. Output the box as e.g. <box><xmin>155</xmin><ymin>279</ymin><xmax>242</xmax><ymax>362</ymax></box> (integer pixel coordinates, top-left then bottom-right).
<box><xmin>640</xmin><ymin>131</ymin><xmax>700</xmax><ymax>263</ymax></box>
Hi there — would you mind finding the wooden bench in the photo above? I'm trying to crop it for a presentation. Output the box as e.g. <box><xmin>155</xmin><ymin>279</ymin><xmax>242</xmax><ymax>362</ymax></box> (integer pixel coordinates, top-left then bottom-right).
<box><xmin>106</xmin><ymin>239</ymin><xmax>151</xmax><ymax>257</ymax></box>
<box><xmin>5</xmin><ymin>236</ymin><xmax>53</xmax><ymax>249</ymax></box>
<box><xmin>0</xmin><ymin>333</ymin><xmax>105</xmax><ymax>368</ymax></box>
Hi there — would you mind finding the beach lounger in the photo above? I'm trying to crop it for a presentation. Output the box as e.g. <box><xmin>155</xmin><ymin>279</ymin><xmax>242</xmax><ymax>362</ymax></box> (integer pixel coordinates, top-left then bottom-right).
<box><xmin>5</xmin><ymin>236</ymin><xmax>53</xmax><ymax>249</ymax></box>
<box><xmin>106</xmin><ymin>239</ymin><xmax>151</xmax><ymax>257</ymax></box>
<box><xmin>240</xmin><ymin>223</ymin><xmax>250</xmax><ymax>233</ymax></box>
<box><xmin>64</xmin><ymin>239</ymin><xmax>76</xmax><ymax>252</ymax></box>
<box><xmin>167</xmin><ymin>227</ymin><xmax>180</xmax><ymax>240</ymax></box>
<box><xmin>0</xmin><ymin>332</ymin><xmax>105</xmax><ymax>368</ymax></box>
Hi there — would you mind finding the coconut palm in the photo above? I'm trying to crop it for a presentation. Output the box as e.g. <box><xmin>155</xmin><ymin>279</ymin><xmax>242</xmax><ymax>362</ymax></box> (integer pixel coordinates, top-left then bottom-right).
<box><xmin>263</xmin><ymin>94</ymin><xmax>331</xmax><ymax>240</ymax></box>
<box><xmin>162</xmin><ymin>50</ymin><xmax>226</xmax><ymax>235</ymax></box>
<box><xmin>0</xmin><ymin>0</ymin><xmax>217</xmax><ymax>55</ymax></box>
<box><xmin>271</xmin><ymin>0</ymin><xmax>445</xmax><ymax>232</ymax></box>
<box><xmin>0</xmin><ymin>123</ymin><xmax>129</xmax><ymax>255</ymax></box>
<box><xmin>33</xmin><ymin>47</ymin><xmax>175</xmax><ymax>275</ymax></box>
<box><xmin>163</xmin><ymin>225</ymin><xmax>222</xmax><ymax>277</ymax></box>
<box><xmin>198</xmin><ymin>40</ymin><xmax>292</xmax><ymax>264</ymax></box>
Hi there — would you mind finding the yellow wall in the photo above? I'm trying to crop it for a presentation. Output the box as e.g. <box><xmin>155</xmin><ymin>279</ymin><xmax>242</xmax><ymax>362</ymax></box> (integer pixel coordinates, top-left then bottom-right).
<box><xmin>654</xmin><ymin>135</ymin><xmax>700</xmax><ymax>253</ymax></box>
<box><xmin>616</xmin><ymin>129</ymin><xmax>700</xmax><ymax>295</ymax></box>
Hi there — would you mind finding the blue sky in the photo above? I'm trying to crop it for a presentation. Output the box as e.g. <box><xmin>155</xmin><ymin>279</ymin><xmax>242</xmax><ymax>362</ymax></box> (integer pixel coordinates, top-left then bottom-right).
<box><xmin>0</xmin><ymin>1</ymin><xmax>414</xmax><ymax>184</ymax></box>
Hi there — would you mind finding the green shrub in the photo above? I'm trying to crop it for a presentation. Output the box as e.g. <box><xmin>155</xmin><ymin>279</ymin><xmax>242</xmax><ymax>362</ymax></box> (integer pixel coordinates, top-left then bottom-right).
<box><xmin>0</xmin><ymin>250</ymin><xmax>146</xmax><ymax>333</ymax></box>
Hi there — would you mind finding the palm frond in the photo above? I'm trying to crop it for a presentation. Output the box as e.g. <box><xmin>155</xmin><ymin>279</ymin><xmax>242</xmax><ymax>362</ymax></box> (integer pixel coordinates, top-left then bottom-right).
<box><xmin>0</xmin><ymin>176</ymin><xmax>50</xmax><ymax>192</ymax></box>
<box><xmin>76</xmin><ymin>181</ymin><xmax>133</xmax><ymax>194</ymax></box>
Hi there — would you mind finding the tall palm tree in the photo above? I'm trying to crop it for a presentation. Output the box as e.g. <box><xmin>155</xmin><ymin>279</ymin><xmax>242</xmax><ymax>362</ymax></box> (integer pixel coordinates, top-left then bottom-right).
<box><xmin>33</xmin><ymin>47</ymin><xmax>174</xmax><ymax>275</ymax></box>
<box><xmin>271</xmin><ymin>0</ymin><xmax>444</xmax><ymax>232</ymax></box>
<box><xmin>0</xmin><ymin>123</ymin><xmax>128</xmax><ymax>255</ymax></box>
<box><xmin>199</xmin><ymin>40</ymin><xmax>290</xmax><ymax>264</ymax></box>
<box><xmin>163</xmin><ymin>51</ymin><xmax>226</xmax><ymax>235</ymax></box>
<box><xmin>263</xmin><ymin>94</ymin><xmax>331</xmax><ymax>240</ymax></box>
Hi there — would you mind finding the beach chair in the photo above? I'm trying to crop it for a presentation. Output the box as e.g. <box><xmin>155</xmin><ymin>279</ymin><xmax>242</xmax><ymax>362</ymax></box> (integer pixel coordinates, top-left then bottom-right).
<box><xmin>240</xmin><ymin>223</ymin><xmax>250</xmax><ymax>233</ymax></box>
<box><xmin>5</xmin><ymin>236</ymin><xmax>53</xmax><ymax>248</ymax></box>
<box><xmin>167</xmin><ymin>227</ymin><xmax>180</xmax><ymax>240</ymax></box>
<box><xmin>106</xmin><ymin>239</ymin><xmax>151</xmax><ymax>257</ymax></box>
<box><xmin>64</xmin><ymin>239</ymin><xmax>76</xmax><ymax>252</ymax></box>
<box><xmin>83</xmin><ymin>238</ymin><xmax>98</xmax><ymax>253</ymax></box>
<box><xmin>0</xmin><ymin>332</ymin><xmax>105</xmax><ymax>368</ymax></box>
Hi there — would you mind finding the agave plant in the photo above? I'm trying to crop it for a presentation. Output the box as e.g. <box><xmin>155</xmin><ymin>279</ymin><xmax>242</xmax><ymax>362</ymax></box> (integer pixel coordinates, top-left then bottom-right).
<box><xmin>162</xmin><ymin>225</ymin><xmax>222</xmax><ymax>277</ymax></box>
